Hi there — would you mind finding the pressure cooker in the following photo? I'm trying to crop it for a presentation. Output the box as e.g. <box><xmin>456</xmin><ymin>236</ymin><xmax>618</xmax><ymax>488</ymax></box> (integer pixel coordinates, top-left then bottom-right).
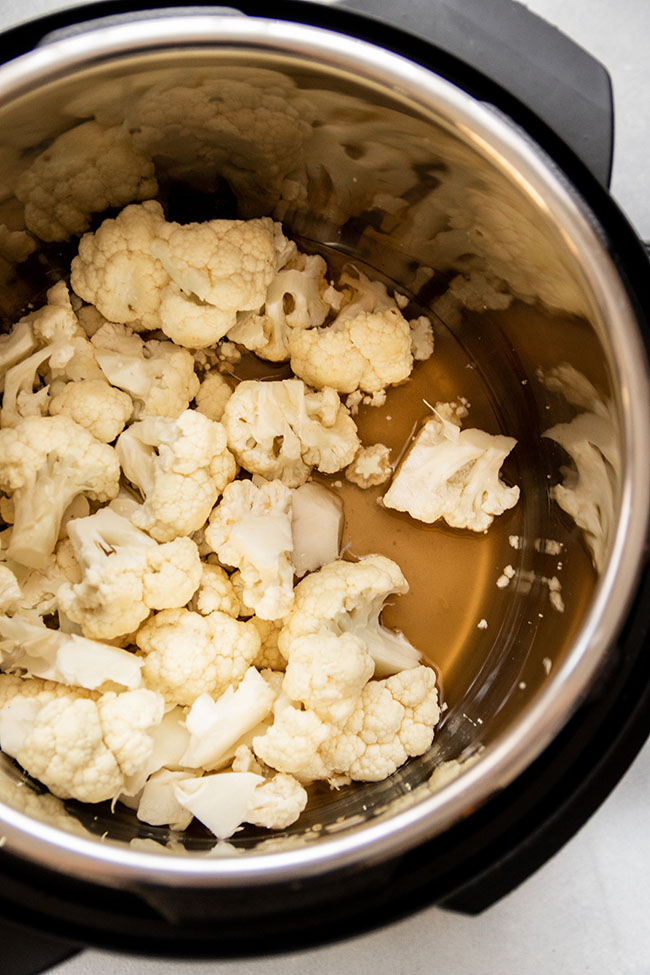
<box><xmin>0</xmin><ymin>0</ymin><xmax>648</xmax><ymax>966</ymax></box>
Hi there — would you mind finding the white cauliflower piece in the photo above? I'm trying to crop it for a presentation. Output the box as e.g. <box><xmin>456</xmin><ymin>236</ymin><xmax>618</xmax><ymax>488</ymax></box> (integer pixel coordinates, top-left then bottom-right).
<box><xmin>279</xmin><ymin>555</ymin><xmax>421</xmax><ymax>677</ymax></box>
<box><xmin>0</xmin><ymin>613</ymin><xmax>143</xmax><ymax>690</ymax></box>
<box><xmin>221</xmin><ymin>378</ymin><xmax>360</xmax><ymax>487</ymax></box>
<box><xmin>181</xmin><ymin>667</ymin><xmax>276</xmax><ymax>770</ymax></box>
<box><xmin>0</xmin><ymin>415</ymin><xmax>120</xmax><ymax>569</ymax></box>
<box><xmin>0</xmin><ymin>676</ymin><xmax>166</xmax><ymax>803</ymax></box>
<box><xmin>8</xmin><ymin>539</ymin><xmax>81</xmax><ymax>618</ymax></box>
<box><xmin>345</xmin><ymin>443</ymin><xmax>392</xmax><ymax>488</ymax></box>
<box><xmin>383</xmin><ymin>401</ymin><xmax>520</xmax><ymax>531</ymax></box>
<box><xmin>228</xmin><ymin>252</ymin><xmax>333</xmax><ymax>361</ymax></box>
<box><xmin>49</xmin><ymin>378</ymin><xmax>133</xmax><ymax>442</ymax></box>
<box><xmin>245</xmin><ymin>772</ymin><xmax>308</xmax><ymax>830</ymax></box>
<box><xmin>0</xmin><ymin>320</ymin><xmax>36</xmax><ymax>391</ymax></box>
<box><xmin>289</xmin><ymin>307</ymin><xmax>413</xmax><ymax>395</ymax></box>
<box><xmin>135</xmin><ymin>607</ymin><xmax>260</xmax><ymax>706</ymax></box>
<box><xmin>290</xmin><ymin>481</ymin><xmax>343</xmax><ymax>577</ymax></box>
<box><xmin>189</xmin><ymin>562</ymin><xmax>240</xmax><ymax>618</ymax></box>
<box><xmin>194</xmin><ymin>372</ymin><xmax>232</xmax><ymax>422</ymax></box>
<box><xmin>137</xmin><ymin>769</ymin><xmax>194</xmax><ymax>830</ymax></box>
<box><xmin>71</xmin><ymin>201</ymin><xmax>169</xmax><ymax>329</ymax></box>
<box><xmin>57</xmin><ymin>507</ymin><xmax>202</xmax><ymax>639</ymax></box>
<box><xmin>205</xmin><ymin>479</ymin><xmax>294</xmax><ymax>621</ymax></box>
<box><xmin>15</xmin><ymin>121</ymin><xmax>157</xmax><ymax>242</ymax></box>
<box><xmin>249</xmin><ymin>617</ymin><xmax>286</xmax><ymax>672</ymax></box>
<box><xmin>91</xmin><ymin>322</ymin><xmax>200</xmax><ymax>419</ymax></box>
<box><xmin>0</xmin><ymin>564</ymin><xmax>22</xmax><ymax>613</ymax></box>
<box><xmin>409</xmin><ymin>315</ymin><xmax>435</xmax><ymax>361</ymax></box>
<box><xmin>254</xmin><ymin>665</ymin><xmax>439</xmax><ymax>782</ymax></box>
<box><xmin>283</xmin><ymin>632</ymin><xmax>374</xmax><ymax>723</ymax></box>
<box><xmin>116</xmin><ymin>409</ymin><xmax>236</xmax><ymax>542</ymax></box>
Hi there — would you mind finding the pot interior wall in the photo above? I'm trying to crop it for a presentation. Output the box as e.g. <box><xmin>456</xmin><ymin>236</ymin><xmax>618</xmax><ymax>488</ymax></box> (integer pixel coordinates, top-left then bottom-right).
<box><xmin>0</xmin><ymin>34</ymin><xmax>621</xmax><ymax>858</ymax></box>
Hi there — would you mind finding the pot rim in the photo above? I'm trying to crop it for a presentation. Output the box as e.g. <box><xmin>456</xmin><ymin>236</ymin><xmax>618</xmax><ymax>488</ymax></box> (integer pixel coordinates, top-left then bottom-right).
<box><xmin>0</xmin><ymin>12</ymin><xmax>648</xmax><ymax>888</ymax></box>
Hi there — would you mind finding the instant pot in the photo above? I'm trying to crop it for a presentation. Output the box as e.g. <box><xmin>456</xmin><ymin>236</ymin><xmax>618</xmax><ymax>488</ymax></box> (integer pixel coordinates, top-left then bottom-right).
<box><xmin>0</xmin><ymin>1</ymin><xmax>649</xmax><ymax>970</ymax></box>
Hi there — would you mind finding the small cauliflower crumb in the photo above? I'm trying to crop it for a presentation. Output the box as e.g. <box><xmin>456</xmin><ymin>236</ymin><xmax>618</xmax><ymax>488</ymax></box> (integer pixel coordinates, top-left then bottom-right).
<box><xmin>477</xmin><ymin>618</ymin><xmax>488</xmax><ymax>630</ymax></box>
<box><xmin>345</xmin><ymin>444</ymin><xmax>392</xmax><ymax>488</ymax></box>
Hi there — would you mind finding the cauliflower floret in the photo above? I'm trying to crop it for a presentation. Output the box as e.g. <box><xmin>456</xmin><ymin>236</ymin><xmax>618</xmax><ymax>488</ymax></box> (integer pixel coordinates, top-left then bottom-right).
<box><xmin>7</xmin><ymin>538</ymin><xmax>81</xmax><ymax>618</ymax></box>
<box><xmin>205</xmin><ymin>479</ymin><xmax>294</xmax><ymax>621</ymax></box>
<box><xmin>91</xmin><ymin>322</ymin><xmax>200</xmax><ymax>419</ymax></box>
<box><xmin>228</xmin><ymin>252</ymin><xmax>334</xmax><ymax>361</ymax></box>
<box><xmin>57</xmin><ymin>507</ymin><xmax>202</xmax><ymax>639</ymax></box>
<box><xmin>189</xmin><ymin>562</ymin><xmax>240</xmax><ymax>618</ymax></box>
<box><xmin>221</xmin><ymin>378</ymin><xmax>360</xmax><ymax>487</ymax></box>
<box><xmin>279</xmin><ymin>555</ymin><xmax>421</xmax><ymax>677</ymax></box>
<box><xmin>0</xmin><ymin>415</ymin><xmax>120</xmax><ymax>569</ymax></box>
<box><xmin>290</xmin><ymin>481</ymin><xmax>343</xmax><ymax>577</ymax></box>
<box><xmin>345</xmin><ymin>443</ymin><xmax>392</xmax><ymax>488</ymax></box>
<box><xmin>245</xmin><ymin>772</ymin><xmax>308</xmax><ymax>830</ymax></box>
<box><xmin>116</xmin><ymin>409</ymin><xmax>236</xmax><ymax>541</ymax></box>
<box><xmin>15</xmin><ymin>121</ymin><xmax>158</xmax><ymax>243</ymax></box>
<box><xmin>254</xmin><ymin>665</ymin><xmax>439</xmax><ymax>783</ymax></box>
<box><xmin>283</xmin><ymin>632</ymin><xmax>374</xmax><ymax>723</ymax></box>
<box><xmin>49</xmin><ymin>378</ymin><xmax>133</xmax><ymax>442</ymax></box>
<box><xmin>71</xmin><ymin>201</ymin><xmax>169</xmax><ymax>329</ymax></box>
<box><xmin>289</xmin><ymin>308</ymin><xmax>413</xmax><ymax>395</ymax></box>
<box><xmin>409</xmin><ymin>315</ymin><xmax>434</xmax><ymax>361</ymax></box>
<box><xmin>194</xmin><ymin>371</ymin><xmax>233</xmax><ymax>422</ymax></box>
<box><xmin>0</xmin><ymin>225</ymin><xmax>36</xmax><ymax>263</ymax></box>
<box><xmin>383</xmin><ymin>401</ymin><xmax>520</xmax><ymax>531</ymax></box>
<box><xmin>0</xmin><ymin>613</ymin><xmax>143</xmax><ymax>690</ymax></box>
<box><xmin>180</xmin><ymin>667</ymin><xmax>276</xmax><ymax>770</ymax></box>
<box><xmin>135</xmin><ymin>607</ymin><xmax>260</xmax><ymax>706</ymax></box>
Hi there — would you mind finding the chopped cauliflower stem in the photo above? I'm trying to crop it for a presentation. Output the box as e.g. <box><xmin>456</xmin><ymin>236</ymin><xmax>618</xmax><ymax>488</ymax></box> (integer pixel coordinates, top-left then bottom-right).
<box><xmin>0</xmin><ymin>201</ymin><xmax>529</xmax><ymax>842</ymax></box>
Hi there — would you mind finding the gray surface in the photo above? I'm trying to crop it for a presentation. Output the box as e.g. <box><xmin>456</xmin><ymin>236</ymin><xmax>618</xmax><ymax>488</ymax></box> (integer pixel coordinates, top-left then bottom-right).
<box><xmin>0</xmin><ymin>0</ymin><xmax>648</xmax><ymax>972</ymax></box>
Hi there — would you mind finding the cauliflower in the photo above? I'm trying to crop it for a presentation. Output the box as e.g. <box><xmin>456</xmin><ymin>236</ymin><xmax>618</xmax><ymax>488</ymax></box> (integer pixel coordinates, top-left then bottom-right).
<box><xmin>409</xmin><ymin>315</ymin><xmax>435</xmax><ymax>362</ymax></box>
<box><xmin>290</xmin><ymin>481</ymin><xmax>343</xmax><ymax>577</ymax></box>
<box><xmin>228</xmin><ymin>252</ymin><xmax>333</xmax><ymax>361</ymax></box>
<box><xmin>0</xmin><ymin>415</ymin><xmax>120</xmax><ymax>569</ymax></box>
<box><xmin>254</xmin><ymin>665</ymin><xmax>439</xmax><ymax>783</ymax></box>
<box><xmin>0</xmin><ymin>678</ymin><xmax>165</xmax><ymax>802</ymax></box>
<box><xmin>383</xmin><ymin>401</ymin><xmax>520</xmax><ymax>531</ymax></box>
<box><xmin>221</xmin><ymin>378</ymin><xmax>360</xmax><ymax>487</ymax></box>
<box><xmin>345</xmin><ymin>443</ymin><xmax>392</xmax><ymax>488</ymax></box>
<box><xmin>71</xmin><ymin>202</ymin><xmax>169</xmax><ymax>330</ymax></box>
<box><xmin>71</xmin><ymin>201</ymin><xmax>292</xmax><ymax>347</ymax></box>
<box><xmin>288</xmin><ymin>267</ymin><xmax>415</xmax><ymax>393</ymax></box>
<box><xmin>91</xmin><ymin>322</ymin><xmax>200</xmax><ymax>419</ymax></box>
<box><xmin>180</xmin><ymin>667</ymin><xmax>276</xmax><ymax>770</ymax></box>
<box><xmin>7</xmin><ymin>539</ymin><xmax>81</xmax><ymax>618</ymax></box>
<box><xmin>116</xmin><ymin>410</ymin><xmax>236</xmax><ymax>541</ymax></box>
<box><xmin>283</xmin><ymin>632</ymin><xmax>374</xmax><ymax>723</ymax></box>
<box><xmin>289</xmin><ymin>307</ymin><xmax>413</xmax><ymax>395</ymax></box>
<box><xmin>0</xmin><ymin>613</ymin><xmax>143</xmax><ymax>690</ymax></box>
<box><xmin>279</xmin><ymin>555</ymin><xmax>421</xmax><ymax>677</ymax></box>
<box><xmin>15</xmin><ymin>121</ymin><xmax>158</xmax><ymax>242</ymax></box>
<box><xmin>194</xmin><ymin>372</ymin><xmax>233</xmax><ymax>422</ymax></box>
<box><xmin>249</xmin><ymin>617</ymin><xmax>286</xmax><ymax>672</ymax></box>
<box><xmin>173</xmin><ymin>769</ymin><xmax>307</xmax><ymax>838</ymax></box>
<box><xmin>0</xmin><ymin>320</ymin><xmax>36</xmax><ymax>390</ymax></box>
<box><xmin>135</xmin><ymin>607</ymin><xmax>260</xmax><ymax>706</ymax></box>
<box><xmin>137</xmin><ymin>768</ymin><xmax>194</xmax><ymax>830</ymax></box>
<box><xmin>189</xmin><ymin>562</ymin><xmax>241</xmax><ymax>618</ymax></box>
<box><xmin>205</xmin><ymin>479</ymin><xmax>294</xmax><ymax>621</ymax></box>
<box><xmin>0</xmin><ymin>564</ymin><xmax>21</xmax><ymax>613</ymax></box>
<box><xmin>49</xmin><ymin>378</ymin><xmax>133</xmax><ymax>442</ymax></box>
<box><xmin>57</xmin><ymin>508</ymin><xmax>202</xmax><ymax>639</ymax></box>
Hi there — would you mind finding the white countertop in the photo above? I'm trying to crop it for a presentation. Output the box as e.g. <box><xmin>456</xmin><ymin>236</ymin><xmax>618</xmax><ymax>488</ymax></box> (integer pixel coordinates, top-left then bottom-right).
<box><xmin>1</xmin><ymin>0</ymin><xmax>649</xmax><ymax>972</ymax></box>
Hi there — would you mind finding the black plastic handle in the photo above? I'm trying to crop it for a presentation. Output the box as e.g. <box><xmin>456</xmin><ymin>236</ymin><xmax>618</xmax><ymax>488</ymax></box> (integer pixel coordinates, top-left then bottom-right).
<box><xmin>340</xmin><ymin>0</ymin><xmax>614</xmax><ymax>187</ymax></box>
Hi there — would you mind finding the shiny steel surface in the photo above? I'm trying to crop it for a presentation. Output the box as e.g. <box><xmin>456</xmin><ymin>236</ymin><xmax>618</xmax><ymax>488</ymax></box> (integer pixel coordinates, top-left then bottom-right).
<box><xmin>0</xmin><ymin>14</ymin><xmax>648</xmax><ymax>888</ymax></box>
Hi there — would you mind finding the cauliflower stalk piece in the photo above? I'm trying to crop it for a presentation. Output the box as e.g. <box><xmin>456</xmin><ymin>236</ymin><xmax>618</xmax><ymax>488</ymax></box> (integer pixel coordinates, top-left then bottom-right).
<box><xmin>116</xmin><ymin>409</ymin><xmax>236</xmax><ymax>542</ymax></box>
<box><xmin>15</xmin><ymin>121</ymin><xmax>158</xmax><ymax>243</ymax></box>
<box><xmin>254</xmin><ymin>665</ymin><xmax>439</xmax><ymax>783</ymax></box>
<box><xmin>0</xmin><ymin>676</ymin><xmax>165</xmax><ymax>803</ymax></box>
<box><xmin>0</xmin><ymin>613</ymin><xmax>143</xmax><ymax>690</ymax></box>
<box><xmin>205</xmin><ymin>479</ymin><xmax>294</xmax><ymax>621</ymax></box>
<box><xmin>279</xmin><ymin>555</ymin><xmax>421</xmax><ymax>678</ymax></box>
<box><xmin>181</xmin><ymin>667</ymin><xmax>276</xmax><ymax>770</ymax></box>
<box><xmin>135</xmin><ymin>607</ymin><xmax>260</xmax><ymax>706</ymax></box>
<box><xmin>57</xmin><ymin>507</ymin><xmax>202</xmax><ymax>640</ymax></box>
<box><xmin>383</xmin><ymin>401</ymin><xmax>520</xmax><ymax>531</ymax></box>
<box><xmin>91</xmin><ymin>322</ymin><xmax>200</xmax><ymax>419</ymax></box>
<box><xmin>290</xmin><ymin>481</ymin><xmax>343</xmax><ymax>577</ymax></box>
<box><xmin>221</xmin><ymin>378</ymin><xmax>360</xmax><ymax>487</ymax></box>
<box><xmin>0</xmin><ymin>415</ymin><xmax>120</xmax><ymax>569</ymax></box>
<box><xmin>0</xmin><ymin>565</ymin><xmax>21</xmax><ymax>613</ymax></box>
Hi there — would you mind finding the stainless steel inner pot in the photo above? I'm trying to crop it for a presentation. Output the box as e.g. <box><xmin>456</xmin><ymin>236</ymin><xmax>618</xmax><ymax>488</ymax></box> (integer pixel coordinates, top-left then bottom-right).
<box><xmin>0</xmin><ymin>11</ymin><xmax>648</xmax><ymax>897</ymax></box>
